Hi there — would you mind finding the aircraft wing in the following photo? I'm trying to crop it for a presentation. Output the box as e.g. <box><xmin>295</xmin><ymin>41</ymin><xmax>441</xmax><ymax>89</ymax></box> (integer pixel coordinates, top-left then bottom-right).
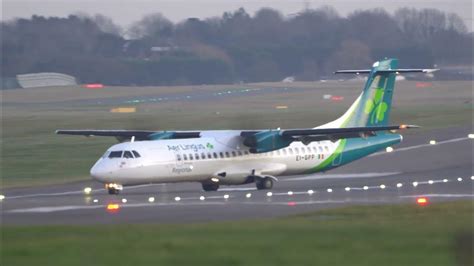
<box><xmin>56</xmin><ymin>130</ymin><xmax>201</xmax><ymax>141</ymax></box>
<box><xmin>240</xmin><ymin>125</ymin><xmax>418</xmax><ymax>153</ymax></box>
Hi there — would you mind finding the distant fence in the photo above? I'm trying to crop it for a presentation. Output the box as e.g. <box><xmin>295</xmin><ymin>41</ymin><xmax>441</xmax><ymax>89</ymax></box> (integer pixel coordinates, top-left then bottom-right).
<box><xmin>16</xmin><ymin>72</ymin><xmax>77</xmax><ymax>88</ymax></box>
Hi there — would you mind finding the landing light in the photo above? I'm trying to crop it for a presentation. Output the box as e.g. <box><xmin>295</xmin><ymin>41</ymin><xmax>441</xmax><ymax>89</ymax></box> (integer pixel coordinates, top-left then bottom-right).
<box><xmin>121</xmin><ymin>198</ymin><xmax>127</xmax><ymax>203</ymax></box>
<box><xmin>307</xmin><ymin>190</ymin><xmax>314</xmax><ymax>195</ymax></box>
<box><xmin>386</xmin><ymin>147</ymin><xmax>394</xmax><ymax>153</ymax></box>
<box><xmin>223</xmin><ymin>194</ymin><xmax>230</xmax><ymax>199</ymax></box>
<box><xmin>429</xmin><ymin>140</ymin><xmax>436</xmax><ymax>145</ymax></box>
<box><xmin>211</xmin><ymin>178</ymin><xmax>220</xmax><ymax>183</ymax></box>
<box><xmin>363</xmin><ymin>186</ymin><xmax>369</xmax><ymax>190</ymax></box>
<box><xmin>174</xmin><ymin>197</ymin><xmax>181</xmax><ymax>202</ymax></box>
<box><xmin>287</xmin><ymin>191</ymin><xmax>294</xmax><ymax>196</ymax></box>
<box><xmin>266</xmin><ymin>192</ymin><xmax>273</xmax><ymax>197</ymax></box>
<box><xmin>245</xmin><ymin>193</ymin><xmax>252</xmax><ymax>198</ymax></box>
<box><xmin>428</xmin><ymin>180</ymin><xmax>434</xmax><ymax>185</ymax></box>
<box><xmin>345</xmin><ymin>187</ymin><xmax>351</xmax><ymax>192</ymax></box>
<box><xmin>148</xmin><ymin>197</ymin><xmax>155</xmax><ymax>203</ymax></box>
<box><xmin>457</xmin><ymin>177</ymin><xmax>463</xmax><ymax>182</ymax></box>
<box><xmin>416</xmin><ymin>197</ymin><xmax>429</xmax><ymax>206</ymax></box>
<box><xmin>199</xmin><ymin>196</ymin><xmax>205</xmax><ymax>201</ymax></box>
<box><xmin>93</xmin><ymin>199</ymin><xmax>99</xmax><ymax>203</ymax></box>
<box><xmin>443</xmin><ymin>179</ymin><xmax>448</xmax><ymax>183</ymax></box>
<box><xmin>471</xmin><ymin>176</ymin><xmax>474</xmax><ymax>180</ymax></box>
<box><xmin>327</xmin><ymin>188</ymin><xmax>333</xmax><ymax>193</ymax></box>
<box><xmin>83</xmin><ymin>187</ymin><xmax>92</xmax><ymax>195</ymax></box>
<box><xmin>0</xmin><ymin>195</ymin><xmax>5</xmax><ymax>201</ymax></box>
<box><xmin>380</xmin><ymin>184</ymin><xmax>386</xmax><ymax>189</ymax></box>
<box><xmin>396</xmin><ymin>183</ymin><xmax>403</xmax><ymax>188</ymax></box>
<box><xmin>468</xmin><ymin>134</ymin><xmax>474</xmax><ymax>139</ymax></box>
<box><xmin>412</xmin><ymin>182</ymin><xmax>418</xmax><ymax>187</ymax></box>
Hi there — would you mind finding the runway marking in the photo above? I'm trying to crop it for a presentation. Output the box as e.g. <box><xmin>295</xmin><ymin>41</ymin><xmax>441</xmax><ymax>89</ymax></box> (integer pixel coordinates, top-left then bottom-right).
<box><xmin>283</xmin><ymin>172</ymin><xmax>401</xmax><ymax>182</ymax></box>
<box><xmin>370</xmin><ymin>137</ymin><xmax>470</xmax><ymax>157</ymax></box>
<box><xmin>4</xmin><ymin>183</ymin><xmax>163</xmax><ymax>199</ymax></box>
<box><xmin>219</xmin><ymin>187</ymin><xmax>256</xmax><ymax>191</ymax></box>
<box><xmin>401</xmin><ymin>194</ymin><xmax>474</xmax><ymax>198</ymax></box>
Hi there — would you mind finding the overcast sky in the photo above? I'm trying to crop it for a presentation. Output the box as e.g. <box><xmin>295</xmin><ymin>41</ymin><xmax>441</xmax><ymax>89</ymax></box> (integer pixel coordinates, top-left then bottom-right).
<box><xmin>2</xmin><ymin>0</ymin><xmax>473</xmax><ymax>31</ymax></box>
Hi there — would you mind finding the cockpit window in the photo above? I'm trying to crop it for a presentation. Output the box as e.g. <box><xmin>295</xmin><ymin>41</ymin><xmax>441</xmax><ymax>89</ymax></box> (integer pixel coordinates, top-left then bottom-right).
<box><xmin>132</xmin><ymin>151</ymin><xmax>141</xmax><ymax>158</ymax></box>
<box><xmin>109</xmin><ymin>151</ymin><xmax>123</xmax><ymax>158</ymax></box>
<box><xmin>123</xmin><ymin>151</ymin><xmax>134</xmax><ymax>159</ymax></box>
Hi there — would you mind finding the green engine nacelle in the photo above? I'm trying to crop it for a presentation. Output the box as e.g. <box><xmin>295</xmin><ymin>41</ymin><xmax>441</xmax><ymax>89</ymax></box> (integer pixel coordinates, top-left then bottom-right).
<box><xmin>243</xmin><ymin>130</ymin><xmax>293</xmax><ymax>153</ymax></box>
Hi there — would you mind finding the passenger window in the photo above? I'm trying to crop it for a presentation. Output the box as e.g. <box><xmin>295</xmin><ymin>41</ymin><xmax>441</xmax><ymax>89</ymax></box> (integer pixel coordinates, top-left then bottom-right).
<box><xmin>307</xmin><ymin>147</ymin><xmax>311</xmax><ymax>153</ymax></box>
<box><xmin>219</xmin><ymin>152</ymin><xmax>224</xmax><ymax>158</ymax></box>
<box><xmin>176</xmin><ymin>154</ymin><xmax>182</xmax><ymax>161</ymax></box>
<box><xmin>109</xmin><ymin>151</ymin><xmax>123</xmax><ymax>158</ymax></box>
<box><xmin>289</xmin><ymin>148</ymin><xmax>294</xmax><ymax>155</ymax></box>
<box><xmin>123</xmin><ymin>151</ymin><xmax>134</xmax><ymax>159</ymax></box>
<box><xmin>213</xmin><ymin>152</ymin><xmax>218</xmax><ymax>159</ymax></box>
<box><xmin>232</xmin><ymin>151</ymin><xmax>236</xmax><ymax>157</ymax></box>
<box><xmin>201</xmin><ymin>153</ymin><xmax>206</xmax><ymax>159</ymax></box>
<box><xmin>225</xmin><ymin>152</ymin><xmax>230</xmax><ymax>158</ymax></box>
<box><xmin>132</xmin><ymin>150</ymin><xmax>141</xmax><ymax>158</ymax></box>
<box><xmin>195</xmin><ymin>153</ymin><xmax>199</xmax><ymax>160</ymax></box>
<box><xmin>183</xmin><ymin>154</ymin><xmax>188</xmax><ymax>161</ymax></box>
<box><xmin>238</xmin><ymin>151</ymin><xmax>243</xmax><ymax>156</ymax></box>
<box><xmin>283</xmin><ymin>149</ymin><xmax>287</xmax><ymax>155</ymax></box>
<box><xmin>244</xmin><ymin>151</ymin><xmax>249</xmax><ymax>155</ymax></box>
<box><xmin>295</xmin><ymin>148</ymin><xmax>299</xmax><ymax>154</ymax></box>
<box><xmin>325</xmin><ymin>146</ymin><xmax>329</xmax><ymax>152</ymax></box>
<box><xmin>207</xmin><ymin>153</ymin><xmax>212</xmax><ymax>159</ymax></box>
<box><xmin>312</xmin><ymin>147</ymin><xmax>317</xmax><ymax>152</ymax></box>
<box><xmin>189</xmin><ymin>154</ymin><xmax>194</xmax><ymax>160</ymax></box>
<box><xmin>319</xmin><ymin>147</ymin><xmax>323</xmax><ymax>152</ymax></box>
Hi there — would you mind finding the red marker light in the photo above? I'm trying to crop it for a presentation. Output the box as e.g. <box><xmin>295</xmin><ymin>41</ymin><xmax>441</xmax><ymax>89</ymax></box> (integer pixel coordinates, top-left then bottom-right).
<box><xmin>416</xmin><ymin>197</ymin><xmax>429</xmax><ymax>206</ymax></box>
<box><xmin>287</xmin><ymin>201</ymin><xmax>297</xmax><ymax>206</ymax></box>
<box><xmin>83</xmin><ymin>83</ymin><xmax>104</xmax><ymax>89</ymax></box>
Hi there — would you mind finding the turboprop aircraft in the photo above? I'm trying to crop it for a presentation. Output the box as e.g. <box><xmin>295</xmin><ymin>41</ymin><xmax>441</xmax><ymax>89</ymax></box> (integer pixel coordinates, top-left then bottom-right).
<box><xmin>57</xmin><ymin>59</ymin><xmax>437</xmax><ymax>194</ymax></box>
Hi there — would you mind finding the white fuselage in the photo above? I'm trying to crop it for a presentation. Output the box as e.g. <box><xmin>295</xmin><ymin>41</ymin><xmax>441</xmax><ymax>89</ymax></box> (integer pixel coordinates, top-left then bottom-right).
<box><xmin>90</xmin><ymin>130</ymin><xmax>339</xmax><ymax>186</ymax></box>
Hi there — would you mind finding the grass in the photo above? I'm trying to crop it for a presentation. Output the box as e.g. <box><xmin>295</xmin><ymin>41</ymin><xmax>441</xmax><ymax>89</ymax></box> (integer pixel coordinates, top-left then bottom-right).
<box><xmin>1</xmin><ymin>201</ymin><xmax>472</xmax><ymax>266</ymax></box>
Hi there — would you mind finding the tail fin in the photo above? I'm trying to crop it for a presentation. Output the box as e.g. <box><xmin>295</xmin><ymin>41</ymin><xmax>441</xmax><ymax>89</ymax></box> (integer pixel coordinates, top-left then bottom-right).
<box><xmin>322</xmin><ymin>58</ymin><xmax>436</xmax><ymax>128</ymax></box>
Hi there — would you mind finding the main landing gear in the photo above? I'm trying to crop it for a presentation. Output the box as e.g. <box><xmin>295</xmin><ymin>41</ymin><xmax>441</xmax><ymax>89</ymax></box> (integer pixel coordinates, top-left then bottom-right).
<box><xmin>256</xmin><ymin>176</ymin><xmax>274</xmax><ymax>190</ymax></box>
<box><xmin>106</xmin><ymin>183</ymin><xmax>123</xmax><ymax>195</ymax></box>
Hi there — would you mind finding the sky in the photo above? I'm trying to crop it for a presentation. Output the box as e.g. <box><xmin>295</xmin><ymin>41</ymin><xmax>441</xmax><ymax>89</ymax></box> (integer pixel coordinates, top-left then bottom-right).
<box><xmin>2</xmin><ymin>0</ymin><xmax>473</xmax><ymax>31</ymax></box>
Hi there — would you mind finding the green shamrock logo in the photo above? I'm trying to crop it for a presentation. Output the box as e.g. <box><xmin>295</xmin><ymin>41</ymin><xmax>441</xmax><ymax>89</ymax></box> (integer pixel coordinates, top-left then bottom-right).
<box><xmin>206</xmin><ymin>143</ymin><xmax>214</xmax><ymax>149</ymax></box>
<box><xmin>363</xmin><ymin>87</ymin><xmax>388</xmax><ymax>124</ymax></box>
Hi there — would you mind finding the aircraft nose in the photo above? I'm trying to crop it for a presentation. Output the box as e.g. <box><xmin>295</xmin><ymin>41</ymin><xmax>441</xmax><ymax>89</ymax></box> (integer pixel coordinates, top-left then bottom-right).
<box><xmin>90</xmin><ymin>162</ymin><xmax>110</xmax><ymax>182</ymax></box>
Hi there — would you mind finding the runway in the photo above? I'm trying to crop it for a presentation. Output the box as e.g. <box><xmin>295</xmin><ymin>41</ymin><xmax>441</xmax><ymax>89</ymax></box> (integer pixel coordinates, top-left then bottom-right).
<box><xmin>1</xmin><ymin>127</ymin><xmax>473</xmax><ymax>225</ymax></box>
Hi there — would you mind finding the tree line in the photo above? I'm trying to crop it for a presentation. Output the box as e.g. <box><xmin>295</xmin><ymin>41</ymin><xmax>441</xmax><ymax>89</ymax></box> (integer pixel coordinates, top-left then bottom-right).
<box><xmin>2</xmin><ymin>7</ymin><xmax>472</xmax><ymax>86</ymax></box>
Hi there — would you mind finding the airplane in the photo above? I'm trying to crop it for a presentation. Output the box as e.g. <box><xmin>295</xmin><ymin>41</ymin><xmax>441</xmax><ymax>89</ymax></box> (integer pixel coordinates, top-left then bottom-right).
<box><xmin>57</xmin><ymin>59</ymin><xmax>437</xmax><ymax>195</ymax></box>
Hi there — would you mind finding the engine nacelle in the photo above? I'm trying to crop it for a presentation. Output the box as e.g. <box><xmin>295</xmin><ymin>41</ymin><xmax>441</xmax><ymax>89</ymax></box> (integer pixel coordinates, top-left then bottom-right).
<box><xmin>243</xmin><ymin>130</ymin><xmax>293</xmax><ymax>153</ymax></box>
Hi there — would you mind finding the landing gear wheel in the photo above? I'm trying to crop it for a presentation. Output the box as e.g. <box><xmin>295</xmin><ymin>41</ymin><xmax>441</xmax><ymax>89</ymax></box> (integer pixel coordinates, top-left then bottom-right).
<box><xmin>107</xmin><ymin>187</ymin><xmax>120</xmax><ymax>195</ymax></box>
<box><xmin>256</xmin><ymin>177</ymin><xmax>273</xmax><ymax>190</ymax></box>
<box><xmin>202</xmin><ymin>182</ymin><xmax>219</xmax><ymax>192</ymax></box>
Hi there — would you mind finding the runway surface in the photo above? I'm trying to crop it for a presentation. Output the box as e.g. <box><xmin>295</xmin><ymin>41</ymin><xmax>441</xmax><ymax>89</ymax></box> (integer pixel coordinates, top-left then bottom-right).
<box><xmin>1</xmin><ymin>127</ymin><xmax>473</xmax><ymax>225</ymax></box>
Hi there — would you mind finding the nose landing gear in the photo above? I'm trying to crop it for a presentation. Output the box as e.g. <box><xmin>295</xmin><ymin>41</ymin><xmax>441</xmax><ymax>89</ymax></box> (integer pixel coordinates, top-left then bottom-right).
<box><xmin>106</xmin><ymin>183</ymin><xmax>123</xmax><ymax>195</ymax></box>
